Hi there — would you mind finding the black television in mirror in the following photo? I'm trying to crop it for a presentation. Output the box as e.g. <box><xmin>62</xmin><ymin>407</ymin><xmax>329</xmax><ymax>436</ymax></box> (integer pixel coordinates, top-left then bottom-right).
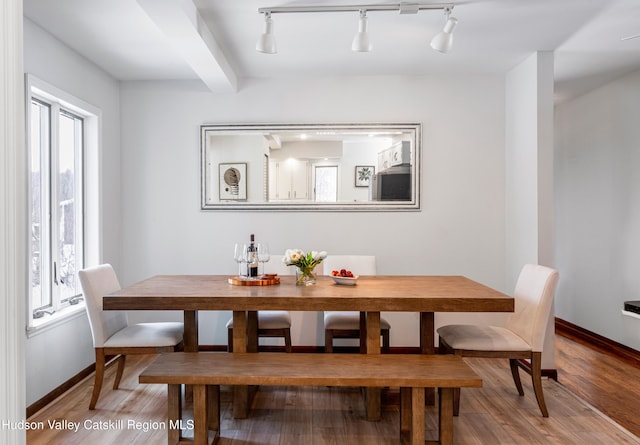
<box><xmin>370</xmin><ymin>166</ymin><xmax>412</xmax><ymax>201</ymax></box>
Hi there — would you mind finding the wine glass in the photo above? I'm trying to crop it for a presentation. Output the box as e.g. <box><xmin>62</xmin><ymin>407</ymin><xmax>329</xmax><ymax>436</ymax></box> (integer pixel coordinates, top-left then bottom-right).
<box><xmin>257</xmin><ymin>243</ymin><xmax>270</xmax><ymax>275</ymax></box>
<box><xmin>234</xmin><ymin>243</ymin><xmax>248</xmax><ymax>276</ymax></box>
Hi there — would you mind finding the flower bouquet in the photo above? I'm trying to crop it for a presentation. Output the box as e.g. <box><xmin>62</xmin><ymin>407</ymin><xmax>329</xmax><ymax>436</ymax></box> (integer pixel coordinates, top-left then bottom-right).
<box><xmin>283</xmin><ymin>249</ymin><xmax>327</xmax><ymax>286</ymax></box>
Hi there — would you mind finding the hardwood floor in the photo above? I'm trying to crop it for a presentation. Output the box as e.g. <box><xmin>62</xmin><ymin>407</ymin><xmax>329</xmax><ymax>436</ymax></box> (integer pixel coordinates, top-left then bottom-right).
<box><xmin>27</xmin><ymin>336</ymin><xmax>640</xmax><ymax>444</ymax></box>
<box><xmin>555</xmin><ymin>331</ymin><xmax>640</xmax><ymax>438</ymax></box>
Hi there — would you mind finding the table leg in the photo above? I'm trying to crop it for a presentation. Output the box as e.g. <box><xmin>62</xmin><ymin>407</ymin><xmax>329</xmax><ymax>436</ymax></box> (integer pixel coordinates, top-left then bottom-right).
<box><xmin>365</xmin><ymin>311</ymin><xmax>381</xmax><ymax>421</ymax></box>
<box><xmin>359</xmin><ymin>312</ymin><xmax>367</xmax><ymax>353</ymax></box>
<box><xmin>231</xmin><ymin>310</ymin><xmax>259</xmax><ymax>419</ymax></box>
<box><xmin>207</xmin><ymin>385</ymin><xmax>220</xmax><ymax>433</ymax></box>
<box><xmin>420</xmin><ymin>312</ymin><xmax>435</xmax><ymax>405</ymax></box>
<box><xmin>400</xmin><ymin>387</ymin><xmax>412</xmax><ymax>437</ymax></box>
<box><xmin>232</xmin><ymin>311</ymin><xmax>247</xmax><ymax>353</ymax></box>
<box><xmin>183</xmin><ymin>311</ymin><xmax>198</xmax><ymax>402</ymax></box>
<box><xmin>183</xmin><ymin>310</ymin><xmax>199</xmax><ymax>352</ymax></box>
<box><xmin>232</xmin><ymin>310</ymin><xmax>249</xmax><ymax>419</ymax></box>
<box><xmin>247</xmin><ymin>310</ymin><xmax>258</xmax><ymax>353</ymax></box>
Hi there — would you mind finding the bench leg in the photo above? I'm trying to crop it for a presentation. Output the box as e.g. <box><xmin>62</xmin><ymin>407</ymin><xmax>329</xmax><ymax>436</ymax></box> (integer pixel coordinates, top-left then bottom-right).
<box><xmin>411</xmin><ymin>387</ymin><xmax>425</xmax><ymax>445</ymax></box>
<box><xmin>167</xmin><ymin>384</ymin><xmax>182</xmax><ymax>445</ymax></box>
<box><xmin>438</xmin><ymin>388</ymin><xmax>454</xmax><ymax>445</ymax></box>
<box><xmin>194</xmin><ymin>385</ymin><xmax>222</xmax><ymax>445</ymax></box>
<box><xmin>403</xmin><ymin>387</ymin><xmax>456</xmax><ymax>445</ymax></box>
<box><xmin>400</xmin><ymin>387</ymin><xmax>425</xmax><ymax>445</ymax></box>
<box><xmin>168</xmin><ymin>384</ymin><xmax>220</xmax><ymax>445</ymax></box>
<box><xmin>193</xmin><ymin>385</ymin><xmax>210</xmax><ymax>445</ymax></box>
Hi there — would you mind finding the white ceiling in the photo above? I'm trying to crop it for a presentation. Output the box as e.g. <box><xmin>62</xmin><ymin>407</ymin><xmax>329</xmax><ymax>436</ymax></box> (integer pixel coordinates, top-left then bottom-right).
<box><xmin>22</xmin><ymin>0</ymin><xmax>640</xmax><ymax>102</ymax></box>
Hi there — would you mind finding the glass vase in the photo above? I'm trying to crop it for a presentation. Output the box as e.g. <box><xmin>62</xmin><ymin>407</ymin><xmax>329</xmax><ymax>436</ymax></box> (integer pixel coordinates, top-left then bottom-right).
<box><xmin>296</xmin><ymin>267</ymin><xmax>317</xmax><ymax>286</ymax></box>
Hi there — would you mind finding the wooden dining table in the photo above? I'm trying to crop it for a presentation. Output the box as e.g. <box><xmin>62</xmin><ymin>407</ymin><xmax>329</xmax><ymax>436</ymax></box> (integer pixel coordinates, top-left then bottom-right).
<box><xmin>104</xmin><ymin>274</ymin><xmax>513</xmax><ymax>420</ymax></box>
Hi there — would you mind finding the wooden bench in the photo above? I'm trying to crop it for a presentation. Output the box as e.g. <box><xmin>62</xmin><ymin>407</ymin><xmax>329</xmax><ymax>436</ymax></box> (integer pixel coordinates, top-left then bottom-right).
<box><xmin>139</xmin><ymin>352</ymin><xmax>482</xmax><ymax>445</ymax></box>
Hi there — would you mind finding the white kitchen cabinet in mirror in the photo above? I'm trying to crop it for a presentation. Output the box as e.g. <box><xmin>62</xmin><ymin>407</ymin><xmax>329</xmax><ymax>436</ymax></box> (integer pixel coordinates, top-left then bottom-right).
<box><xmin>200</xmin><ymin>123</ymin><xmax>421</xmax><ymax>211</ymax></box>
<box><xmin>269</xmin><ymin>159</ymin><xmax>309</xmax><ymax>201</ymax></box>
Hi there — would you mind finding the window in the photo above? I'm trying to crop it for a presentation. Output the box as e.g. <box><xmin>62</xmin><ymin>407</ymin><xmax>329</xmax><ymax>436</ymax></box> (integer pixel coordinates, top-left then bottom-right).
<box><xmin>314</xmin><ymin>165</ymin><xmax>338</xmax><ymax>202</ymax></box>
<box><xmin>27</xmin><ymin>75</ymin><xmax>100</xmax><ymax>330</ymax></box>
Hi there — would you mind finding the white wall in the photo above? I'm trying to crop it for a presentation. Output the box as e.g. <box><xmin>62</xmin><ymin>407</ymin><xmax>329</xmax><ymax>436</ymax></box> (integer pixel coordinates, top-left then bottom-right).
<box><xmin>23</xmin><ymin>19</ymin><xmax>121</xmax><ymax>405</ymax></box>
<box><xmin>505</xmin><ymin>52</ymin><xmax>555</xmax><ymax>284</ymax></box>
<box><xmin>555</xmin><ymin>68</ymin><xmax>640</xmax><ymax>351</ymax></box>
<box><xmin>505</xmin><ymin>52</ymin><xmax>557</xmax><ymax>368</ymax></box>
<box><xmin>119</xmin><ymin>75</ymin><xmax>508</xmax><ymax>348</ymax></box>
<box><xmin>1</xmin><ymin>1</ymin><xmax>26</xmax><ymax>443</ymax></box>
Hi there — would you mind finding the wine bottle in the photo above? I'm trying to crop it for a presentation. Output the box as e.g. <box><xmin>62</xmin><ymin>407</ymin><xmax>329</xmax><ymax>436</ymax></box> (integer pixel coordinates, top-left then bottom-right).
<box><xmin>247</xmin><ymin>234</ymin><xmax>259</xmax><ymax>277</ymax></box>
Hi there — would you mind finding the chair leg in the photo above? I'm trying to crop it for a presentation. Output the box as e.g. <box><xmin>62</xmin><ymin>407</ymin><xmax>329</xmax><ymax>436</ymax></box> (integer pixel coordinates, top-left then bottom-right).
<box><xmin>113</xmin><ymin>354</ymin><xmax>126</xmax><ymax>389</ymax></box>
<box><xmin>89</xmin><ymin>348</ymin><xmax>106</xmax><ymax>410</ymax></box>
<box><xmin>284</xmin><ymin>328</ymin><xmax>292</xmax><ymax>353</ymax></box>
<box><xmin>509</xmin><ymin>359</ymin><xmax>525</xmax><ymax>396</ymax></box>
<box><xmin>530</xmin><ymin>352</ymin><xmax>549</xmax><ymax>417</ymax></box>
<box><xmin>382</xmin><ymin>329</ymin><xmax>390</xmax><ymax>353</ymax></box>
<box><xmin>325</xmin><ymin>330</ymin><xmax>333</xmax><ymax>353</ymax></box>
<box><xmin>227</xmin><ymin>328</ymin><xmax>233</xmax><ymax>352</ymax></box>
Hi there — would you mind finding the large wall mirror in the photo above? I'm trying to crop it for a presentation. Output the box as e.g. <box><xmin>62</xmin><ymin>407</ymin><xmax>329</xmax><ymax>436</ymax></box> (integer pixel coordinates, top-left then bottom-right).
<box><xmin>201</xmin><ymin>123</ymin><xmax>421</xmax><ymax>211</ymax></box>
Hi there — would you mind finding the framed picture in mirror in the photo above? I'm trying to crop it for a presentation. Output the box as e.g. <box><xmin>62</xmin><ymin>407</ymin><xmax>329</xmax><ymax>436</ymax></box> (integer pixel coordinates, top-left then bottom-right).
<box><xmin>355</xmin><ymin>165</ymin><xmax>375</xmax><ymax>187</ymax></box>
<box><xmin>219</xmin><ymin>163</ymin><xmax>247</xmax><ymax>200</ymax></box>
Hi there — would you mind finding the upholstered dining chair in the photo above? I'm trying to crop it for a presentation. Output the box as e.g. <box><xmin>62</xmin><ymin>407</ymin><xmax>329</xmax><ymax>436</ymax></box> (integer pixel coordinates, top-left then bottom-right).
<box><xmin>226</xmin><ymin>256</ymin><xmax>293</xmax><ymax>352</ymax></box>
<box><xmin>437</xmin><ymin>264</ymin><xmax>559</xmax><ymax>417</ymax></box>
<box><xmin>78</xmin><ymin>264</ymin><xmax>184</xmax><ymax>410</ymax></box>
<box><xmin>322</xmin><ymin>255</ymin><xmax>391</xmax><ymax>353</ymax></box>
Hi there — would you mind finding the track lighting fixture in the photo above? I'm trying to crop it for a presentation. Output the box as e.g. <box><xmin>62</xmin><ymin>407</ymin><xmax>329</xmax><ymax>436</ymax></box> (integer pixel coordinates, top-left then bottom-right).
<box><xmin>256</xmin><ymin>2</ymin><xmax>457</xmax><ymax>54</ymax></box>
<box><xmin>430</xmin><ymin>8</ymin><xmax>458</xmax><ymax>53</ymax></box>
<box><xmin>352</xmin><ymin>10</ymin><xmax>373</xmax><ymax>52</ymax></box>
<box><xmin>256</xmin><ymin>12</ymin><xmax>277</xmax><ymax>54</ymax></box>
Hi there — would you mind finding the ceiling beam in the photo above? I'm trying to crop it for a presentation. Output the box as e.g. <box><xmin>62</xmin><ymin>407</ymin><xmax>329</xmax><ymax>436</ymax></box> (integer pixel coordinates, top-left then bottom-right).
<box><xmin>137</xmin><ymin>0</ymin><xmax>238</xmax><ymax>92</ymax></box>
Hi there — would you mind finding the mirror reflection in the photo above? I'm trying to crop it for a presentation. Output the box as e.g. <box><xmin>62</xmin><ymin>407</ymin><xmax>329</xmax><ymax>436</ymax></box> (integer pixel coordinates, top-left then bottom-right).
<box><xmin>201</xmin><ymin>123</ymin><xmax>421</xmax><ymax>211</ymax></box>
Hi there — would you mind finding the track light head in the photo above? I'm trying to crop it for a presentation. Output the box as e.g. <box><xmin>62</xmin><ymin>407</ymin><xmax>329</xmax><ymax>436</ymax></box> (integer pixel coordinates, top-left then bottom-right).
<box><xmin>351</xmin><ymin>10</ymin><xmax>372</xmax><ymax>52</ymax></box>
<box><xmin>256</xmin><ymin>12</ymin><xmax>277</xmax><ymax>54</ymax></box>
<box><xmin>430</xmin><ymin>9</ymin><xmax>457</xmax><ymax>53</ymax></box>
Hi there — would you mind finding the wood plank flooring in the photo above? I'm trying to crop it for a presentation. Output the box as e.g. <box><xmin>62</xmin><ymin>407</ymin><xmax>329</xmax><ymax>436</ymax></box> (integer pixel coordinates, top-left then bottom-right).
<box><xmin>27</xmin><ymin>336</ymin><xmax>640</xmax><ymax>444</ymax></box>
<box><xmin>555</xmin><ymin>332</ymin><xmax>640</xmax><ymax>437</ymax></box>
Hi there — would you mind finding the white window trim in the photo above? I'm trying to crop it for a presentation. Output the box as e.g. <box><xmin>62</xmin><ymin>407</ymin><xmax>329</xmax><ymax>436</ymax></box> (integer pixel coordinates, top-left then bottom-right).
<box><xmin>311</xmin><ymin>161</ymin><xmax>341</xmax><ymax>202</ymax></box>
<box><xmin>25</xmin><ymin>74</ymin><xmax>102</xmax><ymax>335</ymax></box>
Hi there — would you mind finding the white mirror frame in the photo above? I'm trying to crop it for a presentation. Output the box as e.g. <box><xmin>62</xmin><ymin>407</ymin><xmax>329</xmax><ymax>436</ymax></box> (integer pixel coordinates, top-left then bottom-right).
<box><xmin>200</xmin><ymin>123</ymin><xmax>421</xmax><ymax>211</ymax></box>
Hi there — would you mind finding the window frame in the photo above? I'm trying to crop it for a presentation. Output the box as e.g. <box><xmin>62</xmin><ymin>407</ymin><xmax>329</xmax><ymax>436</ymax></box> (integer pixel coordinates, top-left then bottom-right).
<box><xmin>313</xmin><ymin>164</ymin><xmax>340</xmax><ymax>202</ymax></box>
<box><xmin>26</xmin><ymin>74</ymin><xmax>101</xmax><ymax>334</ymax></box>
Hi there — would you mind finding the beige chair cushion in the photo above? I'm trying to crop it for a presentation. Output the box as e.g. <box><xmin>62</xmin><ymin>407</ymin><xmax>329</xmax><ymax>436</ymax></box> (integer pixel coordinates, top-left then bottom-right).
<box><xmin>226</xmin><ymin>310</ymin><xmax>291</xmax><ymax>330</ymax></box>
<box><xmin>324</xmin><ymin>311</ymin><xmax>390</xmax><ymax>330</ymax></box>
<box><xmin>79</xmin><ymin>264</ymin><xmax>184</xmax><ymax>349</ymax></box>
<box><xmin>506</xmin><ymin>264</ymin><xmax>559</xmax><ymax>351</ymax></box>
<box><xmin>437</xmin><ymin>324</ymin><xmax>531</xmax><ymax>351</ymax></box>
<box><xmin>79</xmin><ymin>264</ymin><xmax>130</xmax><ymax>347</ymax></box>
<box><xmin>103</xmin><ymin>322</ymin><xmax>184</xmax><ymax>348</ymax></box>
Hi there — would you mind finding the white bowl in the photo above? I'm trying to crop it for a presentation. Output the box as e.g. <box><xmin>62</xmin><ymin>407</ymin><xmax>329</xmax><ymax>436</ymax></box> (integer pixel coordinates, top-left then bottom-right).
<box><xmin>331</xmin><ymin>275</ymin><xmax>359</xmax><ymax>286</ymax></box>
